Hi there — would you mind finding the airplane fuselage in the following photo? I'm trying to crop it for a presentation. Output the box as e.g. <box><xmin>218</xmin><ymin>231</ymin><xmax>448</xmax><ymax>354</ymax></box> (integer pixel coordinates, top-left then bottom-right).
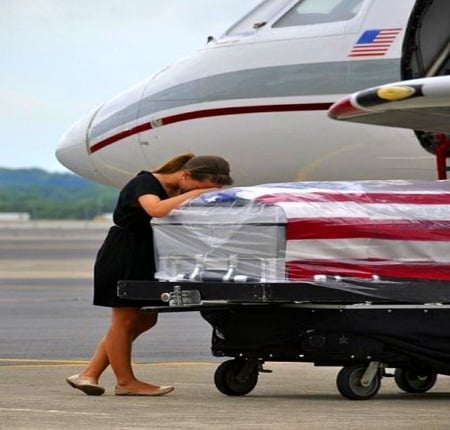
<box><xmin>57</xmin><ymin>0</ymin><xmax>449</xmax><ymax>187</ymax></box>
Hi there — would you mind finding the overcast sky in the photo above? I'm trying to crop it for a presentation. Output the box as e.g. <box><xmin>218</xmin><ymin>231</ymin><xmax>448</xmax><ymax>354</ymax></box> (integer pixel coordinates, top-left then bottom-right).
<box><xmin>0</xmin><ymin>0</ymin><xmax>261</xmax><ymax>172</ymax></box>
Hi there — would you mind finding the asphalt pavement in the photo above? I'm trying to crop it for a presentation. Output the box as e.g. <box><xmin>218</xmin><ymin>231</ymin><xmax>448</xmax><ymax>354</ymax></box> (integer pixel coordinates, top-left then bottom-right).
<box><xmin>1</xmin><ymin>221</ymin><xmax>449</xmax><ymax>429</ymax></box>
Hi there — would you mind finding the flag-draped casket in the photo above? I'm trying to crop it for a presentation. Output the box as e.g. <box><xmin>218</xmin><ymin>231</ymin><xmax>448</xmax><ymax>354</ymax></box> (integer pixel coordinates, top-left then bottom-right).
<box><xmin>152</xmin><ymin>180</ymin><xmax>450</xmax><ymax>282</ymax></box>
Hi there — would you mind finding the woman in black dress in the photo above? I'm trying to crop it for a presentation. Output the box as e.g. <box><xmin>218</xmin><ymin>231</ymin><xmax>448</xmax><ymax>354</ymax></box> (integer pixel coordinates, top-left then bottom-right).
<box><xmin>66</xmin><ymin>153</ymin><xmax>232</xmax><ymax>396</ymax></box>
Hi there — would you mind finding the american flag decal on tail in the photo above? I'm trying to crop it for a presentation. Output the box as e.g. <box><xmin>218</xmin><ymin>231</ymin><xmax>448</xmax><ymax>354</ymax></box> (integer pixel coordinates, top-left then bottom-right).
<box><xmin>348</xmin><ymin>28</ymin><xmax>402</xmax><ymax>57</ymax></box>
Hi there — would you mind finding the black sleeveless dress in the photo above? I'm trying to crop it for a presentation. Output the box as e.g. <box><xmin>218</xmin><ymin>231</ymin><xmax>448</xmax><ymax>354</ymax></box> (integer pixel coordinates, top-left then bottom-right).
<box><xmin>93</xmin><ymin>171</ymin><xmax>168</xmax><ymax>307</ymax></box>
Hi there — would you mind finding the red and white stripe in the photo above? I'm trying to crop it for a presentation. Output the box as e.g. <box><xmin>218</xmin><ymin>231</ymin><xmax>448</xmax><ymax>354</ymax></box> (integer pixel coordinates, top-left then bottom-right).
<box><xmin>244</xmin><ymin>184</ymin><xmax>450</xmax><ymax>281</ymax></box>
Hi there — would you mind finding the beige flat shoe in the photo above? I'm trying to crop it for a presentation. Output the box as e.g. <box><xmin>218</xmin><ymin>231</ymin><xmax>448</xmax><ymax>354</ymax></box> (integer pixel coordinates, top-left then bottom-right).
<box><xmin>66</xmin><ymin>374</ymin><xmax>105</xmax><ymax>396</ymax></box>
<box><xmin>114</xmin><ymin>385</ymin><xmax>174</xmax><ymax>396</ymax></box>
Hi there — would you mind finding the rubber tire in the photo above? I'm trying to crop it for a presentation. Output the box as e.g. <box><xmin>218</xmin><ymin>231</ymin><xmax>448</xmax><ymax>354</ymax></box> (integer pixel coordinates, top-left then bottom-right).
<box><xmin>394</xmin><ymin>368</ymin><xmax>437</xmax><ymax>393</ymax></box>
<box><xmin>336</xmin><ymin>364</ymin><xmax>381</xmax><ymax>400</ymax></box>
<box><xmin>214</xmin><ymin>359</ymin><xmax>258</xmax><ymax>396</ymax></box>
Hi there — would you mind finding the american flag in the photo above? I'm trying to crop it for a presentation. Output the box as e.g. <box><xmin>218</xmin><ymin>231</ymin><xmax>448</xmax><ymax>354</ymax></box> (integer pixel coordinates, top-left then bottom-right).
<box><xmin>348</xmin><ymin>28</ymin><xmax>402</xmax><ymax>57</ymax></box>
<box><xmin>237</xmin><ymin>181</ymin><xmax>450</xmax><ymax>281</ymax></box>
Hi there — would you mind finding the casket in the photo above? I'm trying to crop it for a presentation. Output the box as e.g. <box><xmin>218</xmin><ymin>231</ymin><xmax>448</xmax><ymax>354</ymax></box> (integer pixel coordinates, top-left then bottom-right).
<box><xmin>152</xmin><ymin>180</ymin><xmax>450</xmax><ymax>282</ymax></box>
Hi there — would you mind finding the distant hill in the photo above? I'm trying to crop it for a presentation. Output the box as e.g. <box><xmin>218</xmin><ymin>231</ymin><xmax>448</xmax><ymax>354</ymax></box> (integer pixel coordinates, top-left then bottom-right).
<box><xmin>0</xmin><ymin>168</ymin><xmax>117</xmax><ymax>219</ymax></box>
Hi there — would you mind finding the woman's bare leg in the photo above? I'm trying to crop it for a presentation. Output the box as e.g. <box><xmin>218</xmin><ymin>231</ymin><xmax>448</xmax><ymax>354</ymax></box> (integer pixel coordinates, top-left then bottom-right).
<box><xmin>78</xmin><ymin>335</ymin><xmax>109</xmax><ymax>383</ymax></box>
<box><xmin>104</xmin><ymin>308</ymin><xmax>165</xmax><ymax>392</ymax></box>
<box><xmin>79</xmin><ymin>309</ymin><xmax>157</xmax><ymax>383</ymax></box>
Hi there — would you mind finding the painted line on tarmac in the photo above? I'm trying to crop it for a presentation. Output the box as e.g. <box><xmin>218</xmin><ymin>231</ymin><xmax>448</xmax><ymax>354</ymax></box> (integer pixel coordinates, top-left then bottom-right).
<box><xmin>143</xmin><ymin>362</ymin><xmax>217</xmax><ymax>366</ymax></box>
<box><xmin>0</xmin><ymin>407</ymin><xmax>111</xmax><ymax>417</ymax></box>
<box><xmin>0</xmin><ymin>358</ymin><xmax>218</xmax><ymax>368</ymax></box>
<box><xmin>0</xmin><ymin>358</ymin><xmax>88</xmax><ymax>364</ymax></box>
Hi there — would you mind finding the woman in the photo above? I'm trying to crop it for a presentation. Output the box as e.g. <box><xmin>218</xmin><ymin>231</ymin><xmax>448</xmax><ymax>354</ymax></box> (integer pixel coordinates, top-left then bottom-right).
<box><xmin>66</xmin><ymin>153</ymin><xmax>233</xmax><ymax>396</ymax></box>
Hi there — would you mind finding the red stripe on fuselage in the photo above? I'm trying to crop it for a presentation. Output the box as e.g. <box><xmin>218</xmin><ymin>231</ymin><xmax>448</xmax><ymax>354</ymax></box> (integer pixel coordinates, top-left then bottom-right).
<box><xmin>89</xmin><ymin>122</ymin><xmax>152</xmax><ymax>153</ymax></box>
<box><xmin>90</xmin><ymin>102</ymin><xmax>333</xmax><ymax>154</ymax></box>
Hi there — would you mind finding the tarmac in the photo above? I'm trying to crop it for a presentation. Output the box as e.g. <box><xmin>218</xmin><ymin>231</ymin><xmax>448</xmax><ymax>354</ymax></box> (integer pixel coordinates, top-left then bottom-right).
<box><xmin>1</xmin><ymin>221</ymin><xmax>450</xmax><ymax>429</ymax></box>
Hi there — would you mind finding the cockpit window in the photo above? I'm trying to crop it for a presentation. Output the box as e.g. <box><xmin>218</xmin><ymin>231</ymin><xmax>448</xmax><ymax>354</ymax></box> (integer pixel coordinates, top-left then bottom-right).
<box><xmin>226</xmin><ymin>0</ymin><xmax>291</xmax><ymax>36</ymax></box>
<box><xmin>273</xmin><ymin>0</ymin><xmax>364</xmax><ymax>27</ymax></box>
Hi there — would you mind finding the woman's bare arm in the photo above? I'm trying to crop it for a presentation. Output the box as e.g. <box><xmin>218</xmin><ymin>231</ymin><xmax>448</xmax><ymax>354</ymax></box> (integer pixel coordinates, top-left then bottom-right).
<box><xmin>138</xmin><ymin>188</ymin><xmax>217</xmax><ymax>218</ymax></box>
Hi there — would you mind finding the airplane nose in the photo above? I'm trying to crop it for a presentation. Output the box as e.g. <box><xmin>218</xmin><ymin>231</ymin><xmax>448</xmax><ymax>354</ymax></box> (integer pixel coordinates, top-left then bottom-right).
<box><xmin>56</xmin><ymin>109</ymin><xmax>106</xmax><ymax>183</ymax></box>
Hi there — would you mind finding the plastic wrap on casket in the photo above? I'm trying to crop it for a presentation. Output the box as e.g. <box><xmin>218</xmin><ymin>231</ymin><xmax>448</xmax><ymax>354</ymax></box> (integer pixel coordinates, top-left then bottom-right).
<box><xmin>152</xmin><ymin>180</ymin><xmax>450</xmax><ymax>283</ymax></box>
<box><xmin>153</xmin><ymin>197</ymin><xmax>288</xmax><ymax>282</ymax></box>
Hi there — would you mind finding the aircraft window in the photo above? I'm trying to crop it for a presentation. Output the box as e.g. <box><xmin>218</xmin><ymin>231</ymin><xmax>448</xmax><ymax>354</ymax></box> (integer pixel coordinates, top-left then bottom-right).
<box><xmin>226</xmin><ymin>0</ymin><xmax>291</xmax><ymax>35</ymax></box>
<box><xmin>273</xmin><ymin>0</ymin><xmax>364</xmax><ymax>27</ymax></box>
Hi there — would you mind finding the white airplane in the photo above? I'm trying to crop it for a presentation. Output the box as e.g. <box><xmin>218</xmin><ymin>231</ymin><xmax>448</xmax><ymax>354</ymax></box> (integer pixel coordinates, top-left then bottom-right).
<box><xmin>56</xmin><ymin>0</ymin><xmax>450</xmax><ymax>188</ymax></box>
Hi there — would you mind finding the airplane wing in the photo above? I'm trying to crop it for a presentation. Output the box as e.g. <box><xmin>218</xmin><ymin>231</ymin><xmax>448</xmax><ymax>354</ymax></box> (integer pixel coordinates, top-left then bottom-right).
<box><xmin>328</xmin><ymin>76</ymin><xmax>450</xmax><ymax>133</ymax></box>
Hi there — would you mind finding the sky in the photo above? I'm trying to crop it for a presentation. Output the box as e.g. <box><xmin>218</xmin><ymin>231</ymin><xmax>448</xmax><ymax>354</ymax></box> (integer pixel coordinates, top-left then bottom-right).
<box><xmin>0</xmin><ymin>0</ymin><xmax>261</xmax><ymax>173</ymax></box>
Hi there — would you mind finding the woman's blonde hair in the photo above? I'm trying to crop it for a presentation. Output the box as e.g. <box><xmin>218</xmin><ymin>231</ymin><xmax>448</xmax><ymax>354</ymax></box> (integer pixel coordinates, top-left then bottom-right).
<box><xmin>152</xmin><ymin>153</ymin><xmax>233</xmax><ymax>186</ymax></box>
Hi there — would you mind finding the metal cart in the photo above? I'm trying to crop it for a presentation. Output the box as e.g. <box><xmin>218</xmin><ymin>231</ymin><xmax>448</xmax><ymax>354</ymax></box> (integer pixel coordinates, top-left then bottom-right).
<box><xmin>118</xmin><ymin>181</ymin><xmax>450</xmax><ymax>399</ymax></box>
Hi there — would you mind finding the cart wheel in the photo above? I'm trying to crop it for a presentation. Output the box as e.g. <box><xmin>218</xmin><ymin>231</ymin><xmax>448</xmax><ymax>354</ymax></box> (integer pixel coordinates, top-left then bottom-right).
<box><xmin>394</xmin><ymin>368</ymin><xmax>437</xmax><ymax>393</ymax></box>
<box><xmin>336</xmin><ymin>364</ymin><xmax>381</xmax><ymax>400</ymax></box>
<box><xmin>214</xmin><ymin>359</ymin><xmax>258</xmax><ymax>396</ymax></box>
